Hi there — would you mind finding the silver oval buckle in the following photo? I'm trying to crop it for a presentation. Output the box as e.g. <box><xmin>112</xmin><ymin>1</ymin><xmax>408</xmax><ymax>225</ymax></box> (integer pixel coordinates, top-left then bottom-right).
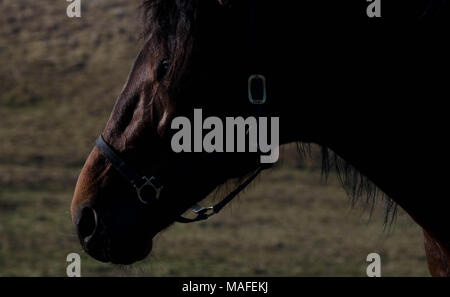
<box><xmin>136</xmin><ymin>176</ymin><xmax>163</xmax><ymax>204</ymax></box>
<box><xmin>248</xmin><ymin>74</ymin><xmax>267</xmax><ymax>104</ymax></box>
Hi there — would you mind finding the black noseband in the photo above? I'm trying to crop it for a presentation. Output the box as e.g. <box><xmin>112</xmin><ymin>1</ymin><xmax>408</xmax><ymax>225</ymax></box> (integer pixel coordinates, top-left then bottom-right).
<box><xmin>95</xmin><ymin>135</ymin><xmax>163</xmax><ymax>204</ymax></box>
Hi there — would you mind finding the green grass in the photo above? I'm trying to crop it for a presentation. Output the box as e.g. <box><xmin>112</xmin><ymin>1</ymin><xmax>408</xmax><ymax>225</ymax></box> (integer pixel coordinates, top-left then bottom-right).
<box><xmin>0</xmin><ymin>0</ymin><xmax>429</xmax><ymax>276</ymax></box>
<box><xmin>0</xmin><ymin>165</ymin><xmax>429</xmax><ymax>276</ymax></box>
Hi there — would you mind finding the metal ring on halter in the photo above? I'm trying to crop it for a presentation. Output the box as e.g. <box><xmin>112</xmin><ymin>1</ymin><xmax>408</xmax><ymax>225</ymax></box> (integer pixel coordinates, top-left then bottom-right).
<box><xmin>136</xmin><ymin>176</ymin><xmax>163</xmax><ymax>204</ymax></box>
<box><xmin>248</xmin><ymin>74</ymin><xmax>267</xmax><ymax>104</ymax></box>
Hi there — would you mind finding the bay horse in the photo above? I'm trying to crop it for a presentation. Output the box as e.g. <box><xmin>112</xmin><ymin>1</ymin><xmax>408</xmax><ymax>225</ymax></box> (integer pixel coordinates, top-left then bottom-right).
<box><xmin>71</xmin><ymin>0</ymin><xmax>450</xmax><ymax>275</ymax></box>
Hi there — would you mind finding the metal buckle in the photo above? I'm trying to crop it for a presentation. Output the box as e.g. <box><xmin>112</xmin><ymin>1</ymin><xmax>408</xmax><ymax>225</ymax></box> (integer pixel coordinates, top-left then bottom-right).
<box><xmin>248</xmin><ymin>74</ymin><xmax>267</xmax><ymax>104</ymax></box>
<box><xmin>191</xmin><ymin>205</ymin><xmax>216</xmax><ymax>219</ymax></box>
<box><xmin>136</xmin><ymin>176</ymin><xmax>163</xmax><ymax>204</ymax></box>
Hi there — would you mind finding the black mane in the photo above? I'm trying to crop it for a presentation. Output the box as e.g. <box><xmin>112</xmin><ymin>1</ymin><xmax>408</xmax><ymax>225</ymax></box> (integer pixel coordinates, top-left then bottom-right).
<box><xmin>297</xmin><ymin>143</ymin><xmax>398</xmax><ymax>226</ymax></box>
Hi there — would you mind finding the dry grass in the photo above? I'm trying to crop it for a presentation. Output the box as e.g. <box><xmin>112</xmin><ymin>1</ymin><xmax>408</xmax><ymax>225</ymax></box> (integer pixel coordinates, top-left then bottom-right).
<box><xmin>0</xmin><ymin>0</ymin><xmax>428</xmax><ymax>276</ymax></box>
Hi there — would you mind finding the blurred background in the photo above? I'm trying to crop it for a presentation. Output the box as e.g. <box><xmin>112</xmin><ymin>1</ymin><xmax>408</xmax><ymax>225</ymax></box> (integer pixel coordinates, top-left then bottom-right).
<box><xmin>0</xmin><ymin>0</ymin><xmax>427</xmax><ymax>276</ymax></box>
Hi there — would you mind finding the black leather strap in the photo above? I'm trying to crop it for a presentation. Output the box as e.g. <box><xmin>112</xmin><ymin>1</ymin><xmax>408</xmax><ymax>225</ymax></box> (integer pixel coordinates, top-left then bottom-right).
<box><xmin>175</xmin><ymin>166</ymin><xmax>265</xmax><ymax>223</ymax></box>
<box><xmin>96</xmin><ymin>135</ymin><xmax>159</xmax><ymax>190</ymax></box>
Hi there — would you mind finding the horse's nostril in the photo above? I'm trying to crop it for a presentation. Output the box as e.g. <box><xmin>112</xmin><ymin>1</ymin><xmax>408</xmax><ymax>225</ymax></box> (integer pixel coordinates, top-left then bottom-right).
<box><xmin>77</xmin><ymin>206</ymin><xmax>98</xmax><ymax>242</ymax></box>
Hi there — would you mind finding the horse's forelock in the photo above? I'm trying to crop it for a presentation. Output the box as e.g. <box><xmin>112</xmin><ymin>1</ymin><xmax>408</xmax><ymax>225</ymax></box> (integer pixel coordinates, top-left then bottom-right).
<box><xmin>141</xmin><ymin>0</ymin><xmax>198</xmax><ymax>39</ymax></box>
<box><xmin>141</xmin><ymin>1</ymin><xmax>198</xmax><ymax>87</ymax></box>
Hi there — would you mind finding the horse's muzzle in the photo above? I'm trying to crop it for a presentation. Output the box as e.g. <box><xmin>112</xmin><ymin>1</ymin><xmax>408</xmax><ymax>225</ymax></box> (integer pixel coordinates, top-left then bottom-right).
<box><xmin>74</xmin><ymin>204</ymin><xmax>153</xmax><ymax>265</ymax></box>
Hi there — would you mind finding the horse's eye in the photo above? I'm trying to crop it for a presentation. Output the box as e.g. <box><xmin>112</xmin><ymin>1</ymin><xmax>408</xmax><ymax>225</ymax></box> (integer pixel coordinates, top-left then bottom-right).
<box><xmin>156</xmin><ymin>60</ymin><xmax>170</xmax><ymax>81</ymax></box>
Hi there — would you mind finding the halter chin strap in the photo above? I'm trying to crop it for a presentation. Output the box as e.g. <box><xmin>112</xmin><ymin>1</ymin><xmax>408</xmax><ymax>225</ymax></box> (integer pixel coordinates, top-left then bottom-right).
<box><xmin>174</xmin><ymin>165</ymin><xmax>267</xmax><ymax>223</ymax></box>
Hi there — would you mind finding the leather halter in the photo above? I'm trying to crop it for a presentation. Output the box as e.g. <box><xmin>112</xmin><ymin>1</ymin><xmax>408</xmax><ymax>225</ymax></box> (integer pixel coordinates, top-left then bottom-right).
<box><xmin>95</xmin><ymin>134</ymin><xmax>270</xmax><ymax>223</ymax></box>
<box><xmin>95</xmin><ymin>1</ymin><xmax>270</xmax><ymax>224</ymax></box>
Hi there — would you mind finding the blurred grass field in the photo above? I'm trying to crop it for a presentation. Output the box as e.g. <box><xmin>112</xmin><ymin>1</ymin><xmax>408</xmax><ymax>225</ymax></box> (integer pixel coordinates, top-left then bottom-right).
<box><xmin>0</xmin><ymin>0</ymin><xmax>428</xmax><ymax>276</ymax></box>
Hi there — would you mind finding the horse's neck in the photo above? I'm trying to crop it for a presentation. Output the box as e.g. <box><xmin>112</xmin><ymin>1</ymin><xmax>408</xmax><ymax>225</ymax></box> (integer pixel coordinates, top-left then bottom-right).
<box><xmin>249</xmin><ymin>0</ymin><xmax>450</xmax><ymax>246</ymax></box>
